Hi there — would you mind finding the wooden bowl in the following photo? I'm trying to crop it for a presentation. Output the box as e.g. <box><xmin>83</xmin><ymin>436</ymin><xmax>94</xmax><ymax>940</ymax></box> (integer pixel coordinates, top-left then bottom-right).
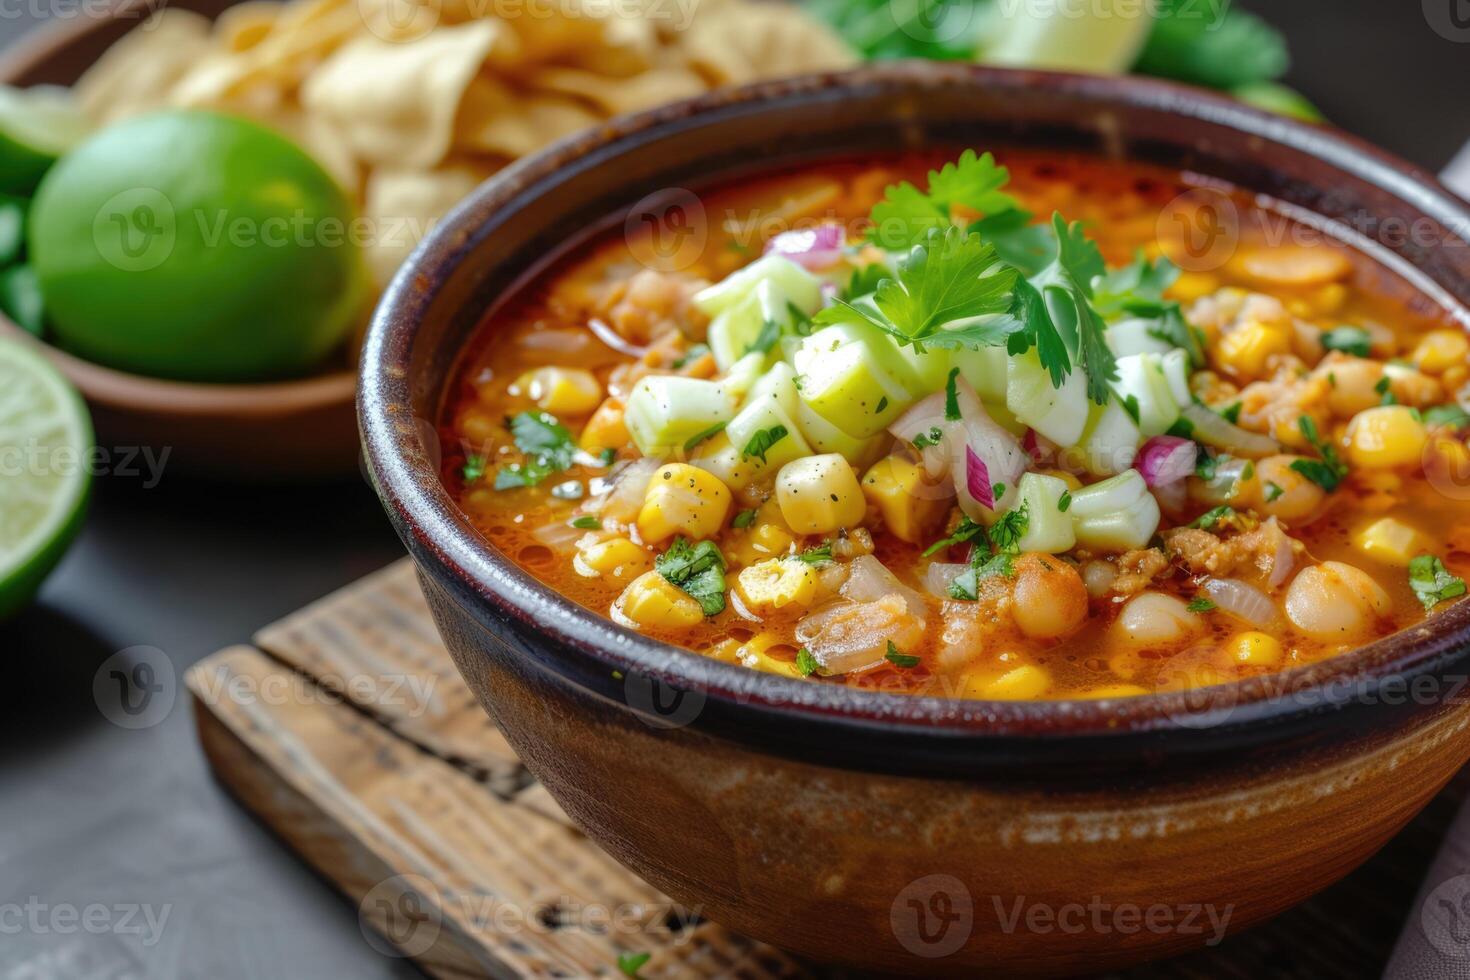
<box><xmin>0</xmin><ymin>0</ymin><xmax>359</xmax><ymax>480</ymax></box>
<box><xmin>362</xmin><ymin>64</ymin><xmax>1470</xmax><ymax>975</ymax></box>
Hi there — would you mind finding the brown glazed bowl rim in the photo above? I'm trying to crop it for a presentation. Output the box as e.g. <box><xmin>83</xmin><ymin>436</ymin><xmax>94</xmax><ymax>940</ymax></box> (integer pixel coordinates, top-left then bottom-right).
<box><xmin>361</xmin><ymin>63</ymin><xmax>1470</xmax><ymax>766</ymax></box>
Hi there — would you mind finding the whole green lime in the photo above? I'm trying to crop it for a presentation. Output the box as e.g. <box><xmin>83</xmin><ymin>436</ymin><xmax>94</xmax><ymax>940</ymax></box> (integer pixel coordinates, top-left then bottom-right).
<box><xmin>29</xmin><ymin>110</ymin><xmax>366</xmax><ymax>382</ymax></box>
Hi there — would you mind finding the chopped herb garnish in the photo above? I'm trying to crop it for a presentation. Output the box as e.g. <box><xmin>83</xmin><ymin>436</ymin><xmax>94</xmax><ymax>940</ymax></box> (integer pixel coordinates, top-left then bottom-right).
<box><xmin>1265</xmin><ymin>481</ymin><xmax>1285</xmax><ymax>502</ymax></box>
<box><xmin>571</xmin><ymin>515</ymin><xmax>601</xmax><ymax>529</ymax></box>
<box><xmin>731</xmin><ymin>508</ymin><xmax>757</xmax><ymax>529</ymax></box>
<box><xmin>796</xmin><ymin>542</ymin><xmax>834</xmax><ymax>565</ymax></box>
<box><xmin>1321</xmin><ymin>326</ymin><xmax>1372</xmax><ymax>358</ymax></box>
<box><xmin>922</xmin><ymin>516</ymin><xmax>987</xmax><ymax>557</ymax></box>
<box><xmin>683</xmin><ymin>421</ymin><xmax>727</xmax><ymax>454</ymax></box>
<box><xmin>992</xmin><ymin>482</ymin><xmax>1005</xmax><ymax>499</ymax></box>
<box><xmin>745</xmin><ymin>318</ymin><xmax>782</xmax><ymax>357</ymax></box>
<box><xmin>1375</xmin><ymin>375</ymin><xmax>1397</xmax><ymax>406</ymax></box>
<box><xmin>1291</xmin><ymin>415</ymin><xmax>1349</xmax><ymax>492</ymax></box>
<box><xmin>672</xmin><ymin>343</ymin><xmax>710</xmax><ymax>369</ymax></box>
<box><xmin>884</xmin><ymin>641</ymin><xmax>920</xmax><ymax>669</ymax></box>
<box><xmin>947</xmin><ymin>551</ymin><xmax>1016</xmax><ymax>601</ymax></box>
<box><xmin>495</xmin><ymin>411</ymin><xmax>577</xmax><ymax>489</ymax></box>
<box><xmin>986</xmin><ymin>502</ymin><xmax>1030</xmax><ymax>555</ymax></box>
<box><xmin>654</xmin><ymin>538</ymin><xmax>727</xmax><ymax>616</ymax></box>
<box><xmin>795</xmin><ymin>647</ymin><xmax>819</xmax><ymax>677</ymax></box>
<box><xmin>1409</xmin><ymin>554</ymin><xmax>1467</xmax><ymax>611</ymax></box>
<box><xmin>1166</xmin><ymin>417</ymin><xmax>1195</xmax><ymax>440</ymax></box>
<box><xmin>944</xmin><ymin>367</ymin><xmax>962</xmax><ymax>420</ymax></box>
<box><xmin>599</xmin><ymin>447</ymin><xmax>618</xmax><ymax>466</ymax></box>
<box><xmin>1187</xmin><ymin>596</ymin><xmax>1217</xmax><ymax>613</ymax></box>
<box><xmin>1424</xmin><ymin>404</ymin><xmax>1470</xmax><ymax>429</ymax></box>
<box><xmin>876</xmin><ymin>396</ymin><xmax>889</xmax><ymax>414</ymax></box>
<box><xmin>1240</xmin><ymin>462</ymin><xmax>1255</xmax><ymax>481</ymax></box>
<box><xmin>617</xmin><ymin>952</ymin><xmax>652</xmax><ymax>978</ymax></box>
<box><xmin>913</xmin><ymin>426</ymin><xmax>945</xmax><ymax>450</ymax></box>
<box><xmin>1221</xmin><ymin>402</ymin><xmax>1243</xmax><ymax>425</ymax></box>
<box><xmin>1120</xmin><ymin>394</ymin><xmax>1141</xmax><ymax>424</ymax></box>
<box><xmin>1058</xmin><ymin>490</ymin><xmax>1072</xmax><ymax>513</ymax></box>
<box><xmin>462</xmin><ymin>454</ymin><xmax>485</xmax><ymax>482</ymax></box>
<box><xmin>1190</xmin><ymin>505</ymin><xmax>1236</xmax><ymax>530</ymax></box>
<box><xmin>1195</xmin><ymin>452</ymin><xmax>1218</xmax><ymax>482</ymax></box>
<box><xmin>1093</xmin><ymin>252</ymin><xmax>1204</xmax><ymax>367</ymax></box>
<box><xmin>840</xmin><ymin>263</ymin><xmax>890</xmax><ymax>301</ymax></box>
<box><xmin>741</xmin><ymin>425</ymin><xmax>789</xmax><ymax>464</ymax></box>
<box><xmin>867</xmin><ymin>149</ymin><xmax>1022</xmax><ymax>251</ymax></box>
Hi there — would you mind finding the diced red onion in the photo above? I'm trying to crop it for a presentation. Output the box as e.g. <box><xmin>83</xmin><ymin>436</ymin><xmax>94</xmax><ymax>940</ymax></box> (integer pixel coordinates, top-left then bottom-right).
<box><xmin>1181</xmin><ymin>403</ymin><xmax>1280</xmax><ymax>458</ymax></box>
<box><xmin>924</xmin><ymin>562</ymin><xmax>969</xmax><ymax>598</ymax></box>
<box><xmin>966</xmin><ymin>446</ymin><xmax>994</xmax><ymax>510</ymax></box>
<box><xmin>1137</xmin><ymin>435</ymin><xmax>1198</xmax><ymax>488</ymax></box>
<box><xmin>1262</xmin><ymin>518</ymin><xmax>1298</xmax><ymax>589</ymax></box>
<box><xmin>764</xmin><ymin>224</ymin><xmax>845</xmax><ymax>270</ymax></box>
<box><xmin>842</xmin><ymin>555</ymin><xmax>926</xmax><ymax>618</ymax></box>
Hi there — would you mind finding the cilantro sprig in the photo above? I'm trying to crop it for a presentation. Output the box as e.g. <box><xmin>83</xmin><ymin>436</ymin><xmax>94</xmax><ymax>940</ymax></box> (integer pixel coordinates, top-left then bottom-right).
<box><xmin>1290</xmin><ymin>416</ymin><xmax>1349</xmax><ymax>492</ymax></box>
<box><xmin>654</xmin><ymin>538</ymin><xmax>728</xmax><ymax>616</ymax></box>
<box><xmin>1409</xmin><ymin>555</ymin><xmax>1467</xmax><ymax>612</ymax></box>
<box><xmin>495</xmin><ymin>412</ymin><xmax>577</xmax><ymax>490</ymax></box>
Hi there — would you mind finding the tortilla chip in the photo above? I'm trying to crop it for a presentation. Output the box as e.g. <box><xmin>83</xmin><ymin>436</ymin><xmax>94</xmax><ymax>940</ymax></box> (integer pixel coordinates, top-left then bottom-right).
<box><xmin>301</xmin><ymin>20</ymin><xmax>512</xmax><ymax>169</ymax></box>
<box><xmin>453</xmin><ymin>77</ymin><xmax>602</xmax><ymax>157</ymax></box>
<box><xmin>214</xmin><ymin>1</ymin><xmax>285</xmax><ymax>52</ymax></box>
<box><xmin>529</xmin><ymin>64</ymin><xmax>705</xmax><ymax>115</ymax></box>
<box><xmin>360</xmin><ymin>160</ymin><xmax>500</xmax><ymax>284</ymax></box>
<box><xmin>677</xmin><ymin>2</ymin><xmax>855</xmax><ymax>86</ymax></box>
<box><xmin>73</xmin><ymin>9</ymin><xmax>213</xmax><ymax>123</ymax></box>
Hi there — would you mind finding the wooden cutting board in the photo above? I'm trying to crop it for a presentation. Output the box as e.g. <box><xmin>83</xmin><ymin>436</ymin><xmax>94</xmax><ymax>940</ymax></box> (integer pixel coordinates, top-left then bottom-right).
<box><xmin>189</xmin><ymin>559</ymin><xmax>1467</xmax><ymax>978</ymax></box>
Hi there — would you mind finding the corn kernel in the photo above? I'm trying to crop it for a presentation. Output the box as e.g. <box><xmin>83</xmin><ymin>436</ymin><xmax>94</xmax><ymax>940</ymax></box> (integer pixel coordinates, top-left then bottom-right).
<box><xmin>636</xmin><ymin>463</ymin><xmax>732</xmax><ymax>543</ymax></box>
<box><xmin>1444</xmin><ymin>365</ymin><xmax>1469</xmax><ymax>393</ymax></box>
<box><xmin>515</xmin><ymin>367</ymin><xmax>603</xmax><ymax>415</ymax></box>
<box><xmin>776</xmin><ymin>454</ymin><xmax>866</xmax><ymax>535</ymax></box>
<box><xmin>1353</xmin><ymin>517</ymin><xmax>1424</xmax><ymax>566</ymax></box>
<box><xmin>736</xmin><ymin>559</ymin><xmax>818</xmax><ymax>613</ymax></box>
<box><xmin>735</xmin><ymin>633</ymin><xmax>804</xmax><ymax>678</ymax></box>
<box><xmin>982</xmin><ymin>665</ymin><xmax>1052</xmax><ymax>700</ymax></box>
<box><xmin>1345</xmin><ymin>405</ymin><xmax>1428</xmax><ymax>469</ymax></box>
<box><xmin>861</xmin><ymin>456</ymin><xmax>952</xmax><ymax>544</ymax></box>
<box><xmin>1411</xmin><ymin>329</ymin><xmax>1470</xmax><ymax>375</ymax></box>
<box><xmin>1230</xmin><ymin>244</ymin><xmax>1352</xmax><ymax>287</ymax></box>
<box><xmin>1226</xmin><ymin>631</ymin><xmax>1284</xmax><ymax>668</ymax></box>
<box><xmin>1167</xmin><ymin>272</ymin><xmax>1219</xmax><ymax>303</ymax></box>
<box><xmin>580</xmin><ymin>397</ymin><xmax>628</xmax><ymax>453</ymax></box>
<box><xmin>1216</xmin><ymin>321</ymin><xmax>1291</xmax><ymax>379</ymax></box>
<box><xmin>750</xmin><ymin>523</ymin><xmax>794</xmax><ymax>557</ymax></box>
<box><xmin>575</xmin><ymin>537</ymin><xmax>652</xmax><ymax>580</ymax></box>
<box><xmin>614</xmin><ymin>571</ymin><xmax>704</xmax><ymax>629</ymax></box>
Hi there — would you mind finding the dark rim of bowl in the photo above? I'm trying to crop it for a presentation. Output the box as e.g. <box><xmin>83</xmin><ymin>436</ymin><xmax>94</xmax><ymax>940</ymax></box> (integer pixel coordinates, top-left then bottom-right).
<box><xmin>361</xmin><ymin>62</ymin><xmax>1470</xmax><ymax>759</ymax></box>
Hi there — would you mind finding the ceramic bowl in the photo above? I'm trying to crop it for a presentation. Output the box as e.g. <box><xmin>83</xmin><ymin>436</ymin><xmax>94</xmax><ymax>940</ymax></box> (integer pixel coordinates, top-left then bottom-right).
<box><xmin>360</xmin><ymin>63</ymin><xmax>1470</xmax><ymax>975</ymax></box>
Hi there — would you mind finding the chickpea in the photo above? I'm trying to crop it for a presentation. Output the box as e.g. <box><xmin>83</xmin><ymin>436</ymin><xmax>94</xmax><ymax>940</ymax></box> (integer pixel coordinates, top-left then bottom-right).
<box><xmin>1323</xmin><ymin>357</ymin><xmax>1385</xmax><ymax>418</ymax></box>
<box><xmin>1011</xmin><ymin>554</ymin><xmax>1088</xmax><ymax>639</ymax></box>
<box><xmin>1284</xmin><ymin>561</ymin><xmax>1391</xmax><ymax>641</ymax></box>
<box><xmin>1252</xmin><ymin>455</ymin><xmax>1327</xmax><ymax>523</ymax></box>
<box><xmin>1081</xmin><ymin>560</ymin><xmax>1117</xmax><ymax>599</ymax></box>
<box><xmin>1116</xmin><ymin>592</ymin><xmax>1202</xmax><ymax>645</ymax></box>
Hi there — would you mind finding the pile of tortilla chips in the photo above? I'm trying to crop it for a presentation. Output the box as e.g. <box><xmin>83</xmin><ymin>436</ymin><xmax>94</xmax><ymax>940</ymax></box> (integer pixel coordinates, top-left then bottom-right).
<box><xmin>74</xmin><ymin>0</ymin><xmax>853</xmax><ymax>287</ymax></box>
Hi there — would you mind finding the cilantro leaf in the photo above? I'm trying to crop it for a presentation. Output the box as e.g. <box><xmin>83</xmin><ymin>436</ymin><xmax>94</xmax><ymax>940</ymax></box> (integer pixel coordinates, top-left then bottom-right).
<box><xmin>683</xmin><ymin>421</ymin><xmax>727</xmax><ymax>454</ymax></box>
<box><xmin>1190</xmin><ymin>505</ymin><xmax>1236</xmax><ymax>530</ymax></box>
<box><xmin>1409</xmin><ymin>554</ymin><xmax>1467</xmax><ymax>611</ymax></box>
<box><xmin>944</xmin><ymin>367</ymin><xmax>962</xmax><ymax>420</ymax></box>
<box><xmin>672</xmin><ymin>343</ymin><xmax>710</xmax><ymax>369</ymax></box>
<box><xmin>1187</xmin><ymin>596</ymin><xmax>1217</xmax><ymax>613</ymax></box>
<box><xmin>496</xmin><ymin>411</ymin><xmax>577</xmax><ymax>490</ymax></box>
<box><xmin>1265</xmin><ymin>481</ymin><xmax>1285</xmax><ymax>502</ymax></box>
<box><xmin>803</xmin><ymin>0</ymin><xmax>985</xmax><ymax>62</ymax></box>
<box><xmin>1425</xmin><ymin>404</ymin><xmax>1470</xmax><ymax>429</ymax></box>
<box><xmin>1094</xmin><ymin>254</ymin><xmax>1205</xmax><ymax>368</ymax></box>
<box><xmin>868</xmin><ymin>150</ymin><xmax>1021</xmax><ymax>250</ymax></box>
<box><xmin>841</xmin><ymin>263</ymin><xmax>890</xmax><ymax>301</ymax></box>
<box><xmin>745</xmin><ymin>318</ymin><xmax>782</xmax><ymax>357</ymax></box>
<box><xmin>795</xmin><ymin>647</ymin><xmax>819</xmax><ymax>677</ymax></box>
<box><xmin>922</xmin><ymin>516</ymin><xmax>987</xmax><ymax>557</ymax></box>
<box><xmin>1321</xmin><ymin>326</ymin><xmax>1372</xmax><ymax>358</ymax></box>
<box><xmin>1291</xmin><ymin>415</ymin><xmax>1348</xmax><ymax>492</ymax></box>
<box><xmin>571</xmin><ymin>515</ymin><xmax>601</xmax><ymax>529</ymax></box>
<box><xmin>1136</xmin><ymin>0</ymin><xmax>1289</xmax><ymax>91</ymax></box>
<box><xmin>970</xmin><ymin>208</ymin><xmax>1056</xmax><ymax>277</ymax></box>
<box><xmin>912</xmin><ymin>426</ymin><xmax>945</xmax><ymax>450</ymax></box>
<box><xmin>731</xmin><ymin>508</ymin><xmax>757</xmax><ymax>529</ymax></box>
<box><xmin>655</xmin><ymin>538</ymin><xmax>727</xmax><ymax>616</ymax></box>
<box><xmin>741</xmin><ymin>425</ymin><xmax>789</xmax><ymax>464</ymax></box>
<box><xmin>986</xmin><ymin>502</ymin><xmax>1029</xmax><ymax>555</ymax></box>
<box><xmin>617</xmin><ymin>952</ymin><xmax>652</xmax><ymax>978</ymax></box>
<box><xmin>884</xmin><ymin>641</ymin><xmax>920</xmax><ymax>668</ymax></box>
<box><xmin>462</xmin><ymin>454</ymin><xmax>485</xmax><ymax>482</ymax></box>
<box><xmin>1058</xmin><ymin>490</ymin><xmax>1072</xmax><ymax>512</ymax></box>
<box><xmin>796</xmin><ymin>542</ymin><xmax>834</xmax><ymax>565</ymax></box>
<box><xmin>947</xmin><ymin>551</ymin><xmax>1015</xmax><ymax>601</ymax></box>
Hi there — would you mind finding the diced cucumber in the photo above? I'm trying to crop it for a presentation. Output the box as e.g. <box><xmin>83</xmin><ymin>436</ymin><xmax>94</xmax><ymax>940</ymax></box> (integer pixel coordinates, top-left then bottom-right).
<box><xmin>625</xmin><ymin>375</ymin><xmax>733</xmax><ymax>454</ymax></box>
<box><xmin>719</xmin><ymin>351</ymin><xmax>767</xmax><ymax>402</ymax></box>
<box><xmin>726</xmin><ymin>382</ymin><xmax>812</xmax><ymax>474</ymax></box>
<box><xmin>985</xmin><ymin>0</ymin><xmax>1153</xmax><ymax>74</ymax></box>
<box><xmin>1113</xmin><ymin>353</ymin><xmax>1182</xmax><ymax>438</ymax></box>
<box><xmin>1068</xmin><ymin>469</ymin><xmax>1160</xmax><ymax>552</ymax></box>
<box><xmin>793</xmin><ymin>397</ymin><xmax>886</xmax><ymax>468</ymax></box>
<box><xmin>693</xmin><ymin>254</ymin><xmax>823</xmax><ymax>318</ymax></box>
<box><xmin>1077</xmin><ymin>397</ymin><xmax>1141</xmax><ymax>476</ymax></box>
<box><xmin>1161</xmin><ymin>349</ymin><xmax>1192</xmax><ymax>406</ymax></box>
<box><xmin>1105</xmin><ymin>317</ymin><xmax>1175</xmax><ymax>358</ymax></box>
<box><xmin>747</xmin><ymin>360</ymin><xmax>801</xmax><ymax>416</ymax></box>
<box><xmin>893</xmin><ymin>341</ymin><xmax>952</xmax><ymax>397</ymax></box>
<box><xmin>952</xmin><ymin>343</ymin><xmax>1008</xmax><ymax>402</ymax></box>
<box><xmin>1015</xmin><ymin>473</ymin><xmax>1076</xmax><ymax>554</ymax></box>
<box><xmin>794</xmin><ymin>323</ymin><xmax>915</xmax><ymax>438</ymax></box>
<box><xmin>1006</xmin><ymin>349</ymin><xmax>1090</xmax><ymax>447</ymax></box>
<box><xmin>692</xmin><ymin>432</ymin><xmax>762</xmax><ymax>490</ymax></box>
<box><xmin>983</xmin><ymin>399</ymin><xmax>1029</xmax><ymax>438</ymax></box>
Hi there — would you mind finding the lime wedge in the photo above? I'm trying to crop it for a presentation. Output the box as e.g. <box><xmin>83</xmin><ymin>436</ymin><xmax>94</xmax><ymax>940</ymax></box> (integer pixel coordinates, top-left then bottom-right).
<box><xmin>0</xmin><ymin>338</ymin><xmax>91</xmax><ymax>619</ymax></box>
<box><xmin>0</xmin><ymin>85</ymin><xmax>92</xmax><ymax>194</ymax></box>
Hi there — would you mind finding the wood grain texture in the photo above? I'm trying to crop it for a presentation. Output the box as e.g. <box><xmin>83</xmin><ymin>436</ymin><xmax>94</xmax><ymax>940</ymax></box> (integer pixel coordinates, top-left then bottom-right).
<box><xmin>193</xmin><ymin>559</ymin><xmax>1461</xmax><ymax>979</ymax></box>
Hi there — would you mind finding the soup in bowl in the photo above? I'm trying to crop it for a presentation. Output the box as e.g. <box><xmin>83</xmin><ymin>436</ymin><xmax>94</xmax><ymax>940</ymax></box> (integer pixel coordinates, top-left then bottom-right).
<box><xmin>361</xmin><ymin>65</ymin><xmax>1470</xmax><ymax>975</ymax></box>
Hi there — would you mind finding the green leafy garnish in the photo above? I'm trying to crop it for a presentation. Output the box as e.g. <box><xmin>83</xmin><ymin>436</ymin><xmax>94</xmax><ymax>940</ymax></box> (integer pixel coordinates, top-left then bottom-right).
<box><xmin>1057</xmin><ymin>490</ymin><xmax>1072</xmax><ymax>513</ymax></box>
<box><xmin>745</xmin><ymin>318</ymin><xmax>782</xmax><ymax>357</ymax></box>
<box><xmin>1265</xmin><ymin>481</ymin><xmax>1284</xmax><ymax>503</ymax></box>
<box><xmin>1375</xmin><ymin>376</ymin><xmax>1398</xmax><ymax>406</ymax></box>
<box><xmin>947</xmin><ymin>552</ymin><xmax>1016</xmax><ymax>601</ymax></box>
<box><xmin>571</xmin><ymin>515</ymin><xmax>601</xmax><ymax>529</ymax></box>
<box><xmin>495</xmin><ymin>411</ymin><xmax>577</xmax><ymax>489</ymax></box>
<box><xmin>1290</xmin><ymin>415</ymin><xmax>1348</xmax><ymax>492</ymax></box>
<box><xmin>741</xmin><ymin>425</ymin><xmax>789</xmax><ymax>464</ymax></box>
<box><xmin>1221</xmin><ymin>403</ymin><xmax>1243</xmax><ymax>425</ymax></box>
<box><xmin>876</xmin><ymin>395</ymin><xmax>889</xmax><ymax>414</ymax></box>
<box><xmin>1195</xmin><ymin>452</ymin><xmax>1219</xmax><ymax>482</ymax></box>
<box><xmin>1187</xmin><ymin>596</ymin><xmax>1217</xmax><ymax>613</ymax></box>
<box><xmin>1093</xmin><ymin>253</ymin><xmax>1205</xmax><ymax>368</ymax></box>
<box><xmin>944</xmin><ymin>367</ymin><xmax>962</xmax><ymax>420</ymax></box>
<box><xmin>1409</xmin><ymin>555</ymin><xmax>1467</xmax><ymax>611</ymax></box>
<box><xmin>1135</xmin><ymin>0</ymin><xmax>1289</xmax><ymax>91</ymax></box>
<box><xmin>1189</xmin><ymin>505</ymin><xmax>1236</xmax><ymax>530</ymax></box>
<box><xmin>732</xmin><ymin>508</ymin><xmax>758</xmax><ymax>529</ymax></box>
<box><xmin>683</xmin><ymin>421</ymin><xmax>727</xmax><ymax>454</ymax></box>
<box><xmin>796</xmin><ymin>542</ymin><xmax>834</xmax><ymax>565</ymax></box>
<box><xmin>1425</xmin><ymin>404</ymin><xmax>1470</xmax><ymax>429</ymax></box>
<box><xmin>969</xmin><ymin>208</ymin><xmax>1056</xmax><ymax>277</ymax></box>
<box><xmin>617</xmin><ymin>952</ymin><xmax>652</xmax><ymax>978</ymax></box>
<box><xmin>672</xmin><ymin>343</ymin><xmax>710</xmax><ymax>369</ymax></box>
<box><xmin>795</xmin><ymin>647</ymin><xmax>819</xmax><ymax>677</ymax></box>
<box><xmin>884</xmin><ymin>641</ymin><xmax>920</xmax><ymax>668</ymax></box>
<box><xmin>922</xmin><ymin>516</ymin><xmax>986</xmax><ymax>557</ymax></box>
<box><xmin>987</xmin><ymin>502</ymin><xmax>1029</xmax><ymax>554</ymax></box>
<box><xmin>841</xmin><ymin>263</ymin><xmax>889</xmax><ymax>301</ymax></box>
<box><xmin>462</xmin><ymin>454</ymin><xmax>485</xmax><ymax>482</ymax></box>
<box><xmin>912</xmin><ymin>426</ymin><xmax>944</xmax><ymax>450</ymax></box>
<box><xmin>655</xmin><ymin>538</ymin><xmax>727</xmax><ymax>616</ymax></box>
<box><xmin>868</xmin><ymin>150</ymin><xmax>1022</xmax><ymax>250</ymax></box>
<box><xmin>1321</xmin><ymin>326</ymin><xmax>1372</xmax><ymax>358</ymax></box>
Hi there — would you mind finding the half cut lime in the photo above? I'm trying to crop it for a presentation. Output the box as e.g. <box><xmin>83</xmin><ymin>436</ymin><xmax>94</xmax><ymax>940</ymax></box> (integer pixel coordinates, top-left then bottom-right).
<box><xmin>0</xmin><ymin>338</ymin><xmax>91</xmax><ymax>618</ymax></box>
